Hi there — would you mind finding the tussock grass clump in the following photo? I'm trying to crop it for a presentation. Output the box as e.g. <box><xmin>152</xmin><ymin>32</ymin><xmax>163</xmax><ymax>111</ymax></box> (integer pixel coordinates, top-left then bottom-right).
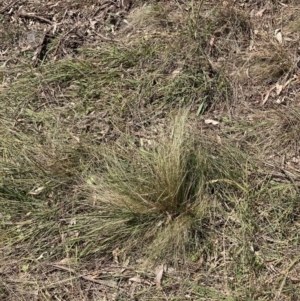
<box><xmin>87</xmin><ymin>112</ymin><xmax>248</xmax><ymax>262</ymax></box>
<box><xmin>277</xmin><ymin>108</ymin><xmax>300</xmax><ymax>144</ymax></box>
<box><xmin>247</xmin><ymin>43</ymin><xmax>293</xmax><ymax>85</ymax></box>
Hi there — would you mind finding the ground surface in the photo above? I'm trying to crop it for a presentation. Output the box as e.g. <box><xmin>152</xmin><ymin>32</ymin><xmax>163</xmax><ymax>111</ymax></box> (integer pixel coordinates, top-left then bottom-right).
<box><xmin>1</xmin><ymin>0</ymin><xmax>300</xmax><ymax>300</ymax></box>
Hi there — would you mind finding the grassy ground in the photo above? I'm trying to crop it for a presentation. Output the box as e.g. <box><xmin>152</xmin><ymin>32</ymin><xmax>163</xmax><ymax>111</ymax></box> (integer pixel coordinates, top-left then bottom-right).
<box><xmin>1</xmin><ymin>0</ymin><xmax>300</xmax><ymax>300</ymax></box>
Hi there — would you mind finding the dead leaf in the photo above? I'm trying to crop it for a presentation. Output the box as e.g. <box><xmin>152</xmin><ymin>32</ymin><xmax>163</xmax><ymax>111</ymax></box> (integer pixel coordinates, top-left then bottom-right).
<box><xmin>216</xmin><ymin>135</ymin><xmax>222</xmax><ymax>145</ymax></box>
<box><xmin>28</xmin><ymin>186</ymin><xmax>45</xmax><ymax>195</ymax></box>
<box><xmin>275</xmin><ymin>29</ymin><xmax>283</xmax><ymax>44</ymax></box>
<box><xmin>86</xmin><ymin>270</ymin><xmax>101</xmax><ymax>279</ymax></box>
<box><xmin>275</xmin><ymin>83</ymin><xmax>283</xmax><ymax>95</ymax></box>
<box><xmin>155</xmin><ymin>264</ymin><xmax>164</xmax><ymax>289</ymax></box>
<box><xmin>255</xmin><ymin>8</ymin><xmax>266</xmax><ymax>17</ymax></box>
<box><xmin>51</xmin><ymin>264</ymin><xmax>75</xmax><ymax>273</ymax></box>
<box><xmin>90</xmin><ymin>20</ymin><xmax>97</xmax><ymax>30</ymax></box>
<box><xmin>204</xmin><ymin>119</ymin><xmax>219</xmax><ymax>125</ymax></box>
<box><xmin>262</xmin><ymin>84</ymin><xmax>276</xmax><ymax>105</ymax></box>
<box><xmin>171</xmin><ymin>68</ymin><xmax>182</xmax><ymax>78</ymax></box>
<box><xmin>71</xmin><ymin>135</ymin><xmax>80</xmax><ymax>142</ymax></box>
<box><xmin>129</xmin><ymin>276</ymin><xmax>142</xmax><ymax>283</ymax></box>
<box><xmin>112</xmin><ymin>248</ymin><xmax>121</xmax><ymax>264</ymax></box>
<box><xmin>58</xmin><ymin>258</ymin><xmax>76</xmax><ymax>265</ymax></box>
<box><xmin>69</xmin><ymin>218</ymin><xmax>76</xmax><ymax>225</ymax></box>
<box><xmin>207</xmin><ymin>36</ymin><xmax>215</xmax><ymax>54</ymax></box>
<box><xmin>288</xmin><ymin>276</ymin><xmax>300</xmax><ymax>283</ymax></box>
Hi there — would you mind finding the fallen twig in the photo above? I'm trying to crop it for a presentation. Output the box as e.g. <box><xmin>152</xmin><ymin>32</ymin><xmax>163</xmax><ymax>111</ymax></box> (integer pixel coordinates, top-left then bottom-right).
<box><xmin>18</xmin><ymin>11</ymin><xmax>53</xmax><ymax>24</ymax></box>
<box><xmin>49</xmin><ymin>264</ymin><xmax>125</xmax><ymax>291</ymax></box>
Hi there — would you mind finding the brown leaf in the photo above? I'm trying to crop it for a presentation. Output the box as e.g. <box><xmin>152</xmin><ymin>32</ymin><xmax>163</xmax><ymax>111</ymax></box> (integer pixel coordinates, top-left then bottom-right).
<box><xmin>288</xmin><ymin>276</ymin><xmax>300</xmax><ymax>283</ymax></box>
<box><xmin>275</xmin><ymin>29</ymin><xmax>283</xmax><ymax>44</ymax></box>
<box><xmin>112</xmin><ymin>248</ymin><xmax>121</xmax><ymax>264</ymax></box>
<box><xmin>171</xmin><ymin>68</ymin><xmax>182</xmax><ymax>78</ymax></box>
<box><xmin>129</xmin><ymin>276</ymin><xmax>142</xmax><ymax>283</ymax></box>
<box><xmin>155</xmin><ymin>264</ymin><xmax>164</xmax><ymax>289</ymax></box>
<box><xmin>275</xmin><ymin>83</ymin><xmax>283</xmax><ymax>95</ymax></box>
<box><xmin>204</xmin><ymin>119</ymin><xmax>219</xmax><ymax>125</ymax></box>
<box><xmin>255</xmin><ymin>8</ymin><xmax>266</xmax><ymax>17</ymax></box>
<box><xmin>262</xmin><ymin>84</ymin><xmax>276</xmax><ymax>105</ymax></box>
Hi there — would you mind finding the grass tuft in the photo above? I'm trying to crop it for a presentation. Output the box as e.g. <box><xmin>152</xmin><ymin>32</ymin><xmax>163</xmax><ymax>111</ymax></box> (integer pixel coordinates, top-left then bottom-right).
<box><xmin>86</xmin><ymin>111</ymin><xmax>249</xmax><ymax>262</ymax></box>
<box><xmin>247</xmin><ymin>43</ymin><xmax>293</xmax><ymax>85</ymax></box>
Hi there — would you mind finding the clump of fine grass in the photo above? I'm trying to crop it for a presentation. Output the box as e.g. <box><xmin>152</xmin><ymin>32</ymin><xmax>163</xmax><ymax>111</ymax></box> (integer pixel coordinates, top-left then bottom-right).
<box><xmin>0</xmin><ymin>112</ymin><xmax>95</xmax><ymax>258</ymax></box>
<box><xmin>85</xmin><ymin>112</ymin><xmax>248</xmax><ymax>262</ymax></box>
<box><xmin>247</xmin><ymin>43</ymin><xmax>293</xmax><ymax>85</ymax></box>
<box><xmin>276</xmin><ymin>108</ymin><xmax>300</xmax><ymax>144</ymax></box>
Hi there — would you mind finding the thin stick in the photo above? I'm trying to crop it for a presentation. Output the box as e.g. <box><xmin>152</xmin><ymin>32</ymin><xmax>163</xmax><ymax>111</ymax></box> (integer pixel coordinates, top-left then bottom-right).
<box><xmin>49</xmin><ymin>264</ymin><xmax>125</xmax><ymax>291</ymax></box>
<box><xmin>18</xmin><ymin>11</ymin><xmax>53</xmax><ymax>25</ymax></box>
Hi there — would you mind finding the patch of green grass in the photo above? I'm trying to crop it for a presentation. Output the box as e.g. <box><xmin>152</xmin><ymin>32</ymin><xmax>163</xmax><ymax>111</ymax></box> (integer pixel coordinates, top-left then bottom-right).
<box><xmin>2</xmin><ymin>38</ymin><xmax>230</xmax><ymax>119</ymax></box>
